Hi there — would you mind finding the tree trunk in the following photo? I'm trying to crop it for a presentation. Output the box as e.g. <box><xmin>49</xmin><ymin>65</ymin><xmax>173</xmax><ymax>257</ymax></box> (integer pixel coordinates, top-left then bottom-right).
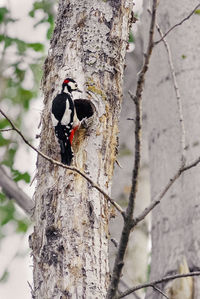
<box><xmin>143</xmin><ymin>0</ymin><xmax>200</xmax><ymax>298</ymax></box>
<box><xmin>30</xmin><ymin>1</ymin><xmax>134</xmax><ymax>298</ymax></box>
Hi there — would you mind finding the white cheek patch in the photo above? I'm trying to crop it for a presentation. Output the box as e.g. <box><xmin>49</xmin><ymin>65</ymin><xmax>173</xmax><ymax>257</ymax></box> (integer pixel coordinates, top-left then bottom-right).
<box><xmin>61</xmin><ymin>100</ymin><xmax>71</xmax><ymax>125</ymax></box>
<box><xmin>51</xmin><ymin>113</ymin><xmax>58</xmax><ymax>127</ymax></box>
<box><xmin>68</xmin><ymin>82</ymin><xmax>76</xmax><ymax>90</ymax></box>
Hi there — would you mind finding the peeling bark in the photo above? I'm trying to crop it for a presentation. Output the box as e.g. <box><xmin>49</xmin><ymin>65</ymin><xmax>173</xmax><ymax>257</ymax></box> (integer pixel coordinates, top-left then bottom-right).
<box><xmin>30</xmin><ymin>1</ymin><xmax>134</xmax><ymax>298</ymax></box>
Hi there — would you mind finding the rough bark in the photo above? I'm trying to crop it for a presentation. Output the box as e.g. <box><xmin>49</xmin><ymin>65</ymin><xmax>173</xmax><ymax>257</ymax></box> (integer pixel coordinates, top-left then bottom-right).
<box><xmin>143</xmin><ymin>0</ymin><xmax>200</xmax><ymax>298</ymax></box>
<box><xmin>30</xmin><ymin>1</ymin><xmax>134</xmax><ymax>298</ymax></box>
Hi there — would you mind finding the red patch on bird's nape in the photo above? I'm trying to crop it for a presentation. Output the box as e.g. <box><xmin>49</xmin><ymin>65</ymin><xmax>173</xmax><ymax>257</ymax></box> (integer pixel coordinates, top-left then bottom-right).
<box><xmin>63</xmin><ymin>79</ymin><xmax>70</xmax><ymax>84</ymax></box>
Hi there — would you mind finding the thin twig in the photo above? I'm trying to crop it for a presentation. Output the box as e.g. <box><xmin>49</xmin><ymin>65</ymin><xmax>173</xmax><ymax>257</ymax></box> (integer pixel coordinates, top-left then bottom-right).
<box><xmin>119</xmin><ymin>280</ymin><xmax>140</xmax><ymax>299</ymax></box>
<box><xmin>151</xmin><ymin>285</ymin><xmax>169</xmax><ymax>299</ymax></box>
<box><xmin>155</xmin><ymin>3</ymin><xmax>200</xmax><ymax>44</ymax></box>
<box><xmin>132</xmin><ymin>170</ymin><xmax>180</xmax><ymax>227</ymax></box>
<box><xmin>148</xmin><ymin>8</ymin><xmax>186</xmax><ymax>166</ymax></box>
<box><xmin>0</xmin><ymin>128</ymin><xmax>14</xmax><ymax>132</ymax></box>
<box><xmin>131</xmin><ymin>5</ymin><xmax>200</xmax><ymax>228</ymax></box>
<box><xmin>155</xmin><ymin>20</ymin><xmax>186</xmax><ymax>166</ymax></box>
<box><xmin>127</xmin><ymin>118</ymin><xmax>135</xmax><ymax>122</ymax></box>
<box><xmin>27</xmin><ymin>281</ymin><xmax>35</xmax><ymax>298</ymax></box>
<box><xmin>182</xmin><ymin>156</ymin><xmax>200</xmax><ymax>172</ymax></box>
<box><xmin>0</xmin><ymin>108</ymin><xmax>125</xmax><ymax>217</ymax></box>
<box><xmin>132</xmin><ymin>154</ymin><xmax>200</xmax><ymax>227</ymax></box>
<box><xmin>111</xmin><ymin>238</ymin><xmax>119</xmax><ymax>248</ymax></box>
<box><xmin>127</xmin><ymin>90</ymin><xmax>142</xmax><ymax>216</ymax></box>
<box><xmin>106</xmin><ymin>1</ymin><xmax>159</xmax><ymax>298</ymax></box>
<box><xmin>117</xmin><ymin>271</ymin><xmax>200</xmax><ymax>298</ymax></box>
<box><xmin>115</xmin><ymin>159</ymin><xmax>123</xmax><ymax>169</ymax></box>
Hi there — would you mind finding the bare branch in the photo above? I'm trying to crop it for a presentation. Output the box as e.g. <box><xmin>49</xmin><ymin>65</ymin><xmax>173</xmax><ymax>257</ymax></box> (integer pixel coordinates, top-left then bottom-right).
<box><xmin>106</xmin><ymin>1</ymin><xmax>159</xmax><ymax>298</ymax></box>
<box><xmin>0</xmin><ymin>108</ymin><xmax>124</xmax><ymax>217</ymax></box>
<box><xmin>182</xmin><ymin>156</ymin><xmax>200</xmax><ymax>172</ymax></box>
<box><xmin>151</xmin><ymin>285</ymin><xmax>169</xmax><ymax>299</ymax></box>
<box><xmin>119</xmin><ymin>280</ymin><xmax>140</xmax><ymax>299</ymax></box>
<box><xmin>132</xmin><ymin>5</ymin><xmax>200</xmax><ymax>228</ymax></box>
<box><xmin>132</xmin><ymin>170</ymin><xmax>180</xmax><ymax>226</ymax></box>
<box><xmin>113</xmin><ymin>3</ymin><xmax>200</xmax><ymax>298</ymax></box>
<box><xmin>127</xmin><ymin>90</ymin><xmax>142</xmax><ymax>217</ymax></box>
<box><xmin>27</xmin><ymin>281</ymin><xmax>35</xmax><ymax>299</ymax></box>
<box><xmin>111</xmin><ymin>238</ymin><xmax>118</xmax><ymax>248</ymax></box>
<box><xmin>0</xmin><ymin>166</ymin><xmax>34</xmax><ymax>216</ymax></box>
<box><xmin>148</xmin><ymin>8</ymin><xmax>186</xmax><ymax>166</ymax></box>
<box><xmin>155</xmin><ymin>3</ymin><xmax>200</xmax><ymax>45</ymax></box>
<box><xmin>117</xmin><ymin>271</ymin><xmax>200</xmax><ymax>298</ymax></box>
<box><xmin>156</xmin><ymin>21</ymin><xmax>186</xmax><ymax>166</ymax></box>
<box><xmin>0</xmin><ymin>128</ymin><xmax>14</xmax><ymax>132</ymax></box>
<box><xmin>132</xmin><ymin>154</ymin><xmax>200</xmax><ymax>227</ymax></box>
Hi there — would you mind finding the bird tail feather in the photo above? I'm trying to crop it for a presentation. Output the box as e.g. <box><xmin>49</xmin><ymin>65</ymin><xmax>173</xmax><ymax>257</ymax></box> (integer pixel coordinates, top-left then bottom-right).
<box><xmin>55</xmin><ymin>124</ymin><xmax>73</xmax><ymax>165</ymax></box>
<box><xmin>59</xmin><ymin>139</ymin><xmax>73</xmax><ymax>165</ymax></box>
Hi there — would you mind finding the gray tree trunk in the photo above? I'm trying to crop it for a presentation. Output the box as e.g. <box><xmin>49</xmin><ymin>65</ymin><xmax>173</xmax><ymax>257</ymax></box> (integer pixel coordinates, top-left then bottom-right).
<box><xmin>29</xmin><ymin>1</ymin><xmax>134</xmax><ymax>298</ymax></box>
<box><xmin>143</xmin><ymin>0</ymin><xmax>200</xmax><ymax>298</ymax></box>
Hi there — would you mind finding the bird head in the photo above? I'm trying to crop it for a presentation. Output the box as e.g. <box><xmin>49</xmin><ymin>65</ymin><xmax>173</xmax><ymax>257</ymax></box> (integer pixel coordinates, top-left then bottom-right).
<box><xmin>62</xmin><ymin>78</ymin><xmax>82</xmax><ymax>94</ymax></box>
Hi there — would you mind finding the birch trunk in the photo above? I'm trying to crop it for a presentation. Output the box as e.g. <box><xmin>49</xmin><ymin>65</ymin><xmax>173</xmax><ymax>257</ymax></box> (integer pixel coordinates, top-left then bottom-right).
<box><xmin>30</xmin><ymin>1</ymin><xmax>134</xmax><ymax>298</ymax></box>
<box><xmin>143</xmin><ymin>0</ymin><xmax>200</xmax><ymax>298</ymax></box>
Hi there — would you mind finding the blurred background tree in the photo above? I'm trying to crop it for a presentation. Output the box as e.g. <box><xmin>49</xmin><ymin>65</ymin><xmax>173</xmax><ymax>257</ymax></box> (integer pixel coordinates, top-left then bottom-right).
<box><xmin>0</xmin><ymin>1</ymin><xmax>56</xmax><ymax>297</ymax></box>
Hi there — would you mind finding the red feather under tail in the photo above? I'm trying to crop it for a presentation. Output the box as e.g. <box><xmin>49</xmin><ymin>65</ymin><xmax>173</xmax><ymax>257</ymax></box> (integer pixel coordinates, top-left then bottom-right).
<box><xmin>69</xmin><ymin>125</ymin><xmax>79</xmax><ymax>145</ymax></box>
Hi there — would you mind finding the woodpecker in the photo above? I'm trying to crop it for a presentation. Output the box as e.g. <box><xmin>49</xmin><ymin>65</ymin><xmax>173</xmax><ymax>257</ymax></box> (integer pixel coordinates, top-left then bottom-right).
<box><xmin>51</xmin><ymin>78</ymin><xmax>81</xmax><ymax>165</ymax></box>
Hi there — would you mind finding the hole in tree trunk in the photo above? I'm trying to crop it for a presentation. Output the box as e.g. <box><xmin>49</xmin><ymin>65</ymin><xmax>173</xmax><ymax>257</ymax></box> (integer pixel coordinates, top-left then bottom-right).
<box><xmin>74</xmin><ymin>99</ymin><xmax>94</xmax><ymax>121</ymax></box>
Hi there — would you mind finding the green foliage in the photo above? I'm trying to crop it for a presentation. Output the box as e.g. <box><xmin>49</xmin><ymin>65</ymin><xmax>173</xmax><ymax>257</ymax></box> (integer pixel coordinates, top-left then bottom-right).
<box><xmin>119</xmin><ymin>143</ymin><xmax>133</xmax><ymax>157</ymax></box>
<box><xmin>0</xmin><ymin>7</ymin><xmax>16</xmax><ymax>24</ymax></box>
<box><xmin>0</xmin><ymin>199</ymin><xmax>15</xmax><ymax>226</ymax></box>
<box><xmin>194</xmin><ymin>9</ymin><xmax>200</xmax><ymax>15</ymax></box>
<box><xmin>47</xmin><ymin>14</ymin><xmax>54</xmax><ymax>40</ymax></box>
<box><xmin>0</xmin><ymin>1</ymin><xmax>55</xmax><ymax>283</ymax></box>
<box><xmin>2</xmin><ymin>148</ymin><xmax>17</xmax><ymax>168</ymax></box>
<box><xmin>0</xmin><ymin>270</ymin><xmax>9</xmax><ymax>283</ymax></box>
<box><xmin>0</xmin><ymin>118</ymin><xmax>10</xmax><ymax>129</ymax></box>
<box><xmin>0</xmin><ymin>134</ymin><xmax>10</xmax><ymax>146</ymax></box>
<box><xmin>0</xmin><ymin>7</ymin><xmax>9</xmax><ymax>23</ymax></box>
<box><xmin>0</xmin><ymin>194</ymin><xmax>31</xmax><ymax>285</ymax></box>
<box><xmin>16</xmin><ymin>219</ymin><xmax>29</xmax><ymax>233</ymax></box>
<box><xmin>0</xmin><ymin>192</ymin><xmax>6</xmax><ymax>202</ymax></box>
<box><xmin>0</xmin><ymin>35</ymin><xmax>44</xmax><ymax>53</ymax></box>
<box><xmin>0</xmin><ymin>2</ymin><xmax>49</xmax><ymax>174</ymax></box>
<box><xmin>30</xmin><ymin>63</ymin><xmax>43</xmax><ymax>86</ymax></box>
<box><xmin>30</xmin><ymin>0</ymin><xmax>53</xmax><ymax>15</ymax></box>
<box><xmin>0</xmin><ymin>195</ymin><xmax>30</xmax><ymax>233</ymax></box>
<box><xmin>129</xmin><ymin>32</ymin><xmax>135</xmax><ymax>43</ymax></box>
<box><xmin>28</xmin><ymin>42</ymin><xmax>44</xmax><ymax>52</ymax></box>
<box><xmin>146</xmin><ymin>262</ymin><xmax>151</xmax><ymax>281</ymax></box>
<box><xmin>29</xmin><ymin>0</ymin><xmax>56</xmax><ymax>40</ymax></box>
<box><xmin>12</xmin><ymin>169</ymin><xmax>31</xmax><ymax>183</ymax></box>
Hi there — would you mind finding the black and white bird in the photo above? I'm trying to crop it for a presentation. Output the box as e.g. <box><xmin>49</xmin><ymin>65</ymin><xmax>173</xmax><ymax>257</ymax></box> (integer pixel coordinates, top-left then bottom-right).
<box><xmin>51</xmin><ymin>78</ymin><xmax>81</xmax><ymax>165</ymax></box>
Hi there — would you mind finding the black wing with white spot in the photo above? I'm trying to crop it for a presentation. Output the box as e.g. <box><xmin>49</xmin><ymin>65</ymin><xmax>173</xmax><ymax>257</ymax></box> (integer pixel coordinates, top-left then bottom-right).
<box><xmin>51</xmin><ymin>92</ymin><xmax>75</xmax><ymax>165</ymax></box>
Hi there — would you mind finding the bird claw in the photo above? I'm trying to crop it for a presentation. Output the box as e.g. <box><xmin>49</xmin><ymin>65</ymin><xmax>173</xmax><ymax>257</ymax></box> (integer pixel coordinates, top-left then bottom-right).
<box><xmin>80</xmin><ymin>117</ymin><xmax>92</xmax><ymax>129</ymax></box>
<box><xmin>79</xmin><ymin>117</ymin><xmax>86</xmax><ymax>127</ymax></box>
